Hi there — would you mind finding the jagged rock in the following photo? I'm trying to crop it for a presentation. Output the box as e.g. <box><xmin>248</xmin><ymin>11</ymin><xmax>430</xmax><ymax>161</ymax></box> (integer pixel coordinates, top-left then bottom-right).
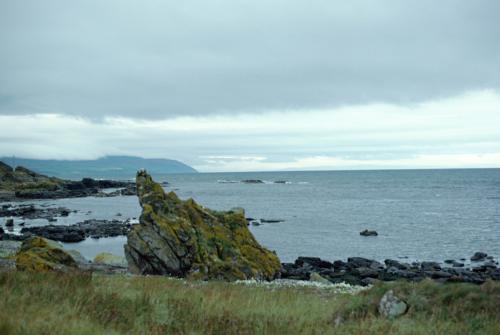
<box><xmin>378</xmin><ymin>290</ymin><xmax>408</xmax><ymax>319</ymax></box>
<box><xmin>15</xmin><ymin>237</ymin><xmax>78</xmax><ymax>272</ymax></box>
<box><xmin>124</xmin><ymin>170</ymin><xmax>281</xmax><ymax>281</ymax></box>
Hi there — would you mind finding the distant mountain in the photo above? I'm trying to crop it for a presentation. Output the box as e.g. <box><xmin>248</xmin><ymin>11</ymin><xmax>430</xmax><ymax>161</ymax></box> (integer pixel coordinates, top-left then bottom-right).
<box><xmin>0</xmin><ymin>156</ymin><xmax>197</xmax><ymax>180</ymax></box>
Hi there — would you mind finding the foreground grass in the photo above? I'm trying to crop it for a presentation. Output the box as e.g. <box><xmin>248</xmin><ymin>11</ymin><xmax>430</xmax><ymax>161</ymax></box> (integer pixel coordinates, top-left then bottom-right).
<box><xmin>0</xmin><ymin>272</ymin><xmax>499</xmax><ymax>335</ymax></box>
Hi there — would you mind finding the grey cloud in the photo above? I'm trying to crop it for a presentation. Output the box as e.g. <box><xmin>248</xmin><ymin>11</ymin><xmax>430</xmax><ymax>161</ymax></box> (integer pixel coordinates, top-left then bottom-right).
<box><xmin>1</xmin><ymin>0</ymin><xmax>500</xmax><ymax>119</ymax></box>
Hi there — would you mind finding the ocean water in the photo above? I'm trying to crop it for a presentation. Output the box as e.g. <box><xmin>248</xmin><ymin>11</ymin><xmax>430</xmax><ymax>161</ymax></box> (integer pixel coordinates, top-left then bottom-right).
<box><xmin>3</xmin><ymin>169</ymin><xmax>500</xmax><ymax>263</ymax></box>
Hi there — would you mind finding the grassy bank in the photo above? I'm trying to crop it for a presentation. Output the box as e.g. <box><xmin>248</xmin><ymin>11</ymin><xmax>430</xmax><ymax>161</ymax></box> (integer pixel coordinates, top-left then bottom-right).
<box><xmin>0</xmin><ymin>272</ymin><xmax>499</xmax><ymax>335</ymax></box>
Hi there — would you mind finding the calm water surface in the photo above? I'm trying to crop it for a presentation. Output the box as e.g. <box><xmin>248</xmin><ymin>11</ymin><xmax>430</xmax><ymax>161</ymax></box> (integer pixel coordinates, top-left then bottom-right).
<box><xmin>3</xmin><ymin>169</ymin><xmax>500</xmax><ymax>263</ymax></box>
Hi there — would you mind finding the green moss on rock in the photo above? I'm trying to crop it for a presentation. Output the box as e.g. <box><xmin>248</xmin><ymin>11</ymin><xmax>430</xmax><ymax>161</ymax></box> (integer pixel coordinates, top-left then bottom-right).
<box><xmin>125</xmin><ymin>170</ymin><xmax>281</xmax><ymax>280</ymax></box>
<box><xmin>15</xmin><ymin>237</ymin><xmax>78</xmax><ymax>272</ymax></box>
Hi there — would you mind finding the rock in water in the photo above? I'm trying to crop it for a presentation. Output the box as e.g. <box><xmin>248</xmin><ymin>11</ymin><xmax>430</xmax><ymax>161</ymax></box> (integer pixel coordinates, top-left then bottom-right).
<box><xmin>124</xmin><ymin>170</ymin><xmax>281</xmax><ymax>280</ymax></box>
<box><xmin>378</xmin><ymin>290</ymin><xmax>408</xmax><ymax>319</ymax></box>
<box><xmin>360</xmin><ymin>229</ymin><xmax>378</xmax><ymax>236</ymax></box>
<box><xmin>15</xmin><ymin>236</ymin><xmax>78</xmax><ymax>272</ymax></box>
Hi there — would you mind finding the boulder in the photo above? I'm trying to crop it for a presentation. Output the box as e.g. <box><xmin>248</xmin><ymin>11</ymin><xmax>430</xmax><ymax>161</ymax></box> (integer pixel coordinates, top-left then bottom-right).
<box><xmin>309</xmin><ymin>272</ymin><xmax>331</xmax><ymax>285</ymax></box>
<box><xmin>93</xmin><ymin>252</ymin><xmax>127</xmax><ymax>267</ymax></box>
<box><xmin>5</xmin><ymin>218</ymin><xmax>14</xmax><ymax>227</ymax></box>
<box><xmin>471</xmin><ymin>252</ymin><xmax>488</xmax><ymax>262</ymax></box>
<box><xmin>15</xmin><ymin>236</ymin><xmax>78</xmax><ymax>272</ymax></box>
<box><xmin>378</xmin><ymin>290</ymin><xmax>408</xmax><ymax>319</ymax></box>
<box><xmin>124</xmin><ymin>170</ymin><xmax>281</xmax><ymax>280</ymax></box>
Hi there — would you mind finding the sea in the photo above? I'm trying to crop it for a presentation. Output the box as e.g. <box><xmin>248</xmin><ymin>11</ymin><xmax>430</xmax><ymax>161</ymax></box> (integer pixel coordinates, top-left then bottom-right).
<box><xmin>3</xmin><ymin>169</ymin><xmax>500</xmax><ymax>264</ymax></box>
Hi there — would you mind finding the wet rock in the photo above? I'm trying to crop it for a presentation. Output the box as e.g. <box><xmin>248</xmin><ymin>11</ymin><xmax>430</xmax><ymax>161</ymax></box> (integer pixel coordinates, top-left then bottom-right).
<box><xmin>19</xmin><ymin>219</ymin><xmax>133</xmax><ymax>242</ymax></box>
<box><xmin>385</xmin><ymin>259</ymin><xmax>411</xmax><ymax>270</ymax></box>
<box><xmin>241</xmin><ymin>179</ymin><xmax>264</xmax><ymax>184</ymax></box>
<box><xmin>471</xmin><ymin>252</ymin><xmax>488</xmax><ymax>262</ymax></box>
<box><xmin>5</xmin><ymin>218</ymin><xmax>14</xmax><ymax>227</ymax></box>
<box><xmin>452</xmin><ymin>261</ymin><xmax>465</xmax><ymax>267</ymax></box>
<box><xmin>0</xmin><ymin>205</ymin><xmax>74</xmax><ymax>221</ymax></box>
<box><xmin>378</xmin><ymin>290</ymin><xmax>408</xmax><ymax>319</ymax></box>
<box><xmin>260</xmin><ymin>219</ymin><xmax>285</xmax><ymax>223</ymax></box>
<box><xmin>421</xmin><ymin>261</ymin><xmax>441</xmax><ymax>271</ymax></box>
<box><xmin>125</xmin><ymin>170</ymin><xmax>281</xmax><ymax>280</ymax></box>
<box><xmin>360</xmin><ymin>229</ymin><xmax>378</xmax><ymax>236</ymax></box>
<box><xmin>295</xmin><ymin>257</ymin><xmax>333</xmax><ymax>269</ymax></box>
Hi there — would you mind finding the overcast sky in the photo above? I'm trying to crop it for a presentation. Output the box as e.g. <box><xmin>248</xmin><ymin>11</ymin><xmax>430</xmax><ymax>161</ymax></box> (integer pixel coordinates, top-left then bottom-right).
<box><xmin>1</xmin><ymin>0</ymin><xmax>500</xmax><ymax>172</ymax></box>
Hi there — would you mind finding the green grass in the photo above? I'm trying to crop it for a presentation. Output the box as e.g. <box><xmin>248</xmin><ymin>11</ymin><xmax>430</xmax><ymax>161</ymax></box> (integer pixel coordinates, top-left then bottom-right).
<box><xmin>0</xmin><ymin>272</ymin><xmax>499</xmax><ymax>334</ymax></box>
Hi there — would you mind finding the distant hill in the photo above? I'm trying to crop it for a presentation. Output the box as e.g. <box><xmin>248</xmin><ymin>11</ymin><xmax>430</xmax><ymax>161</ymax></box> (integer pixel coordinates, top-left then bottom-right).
<box><xmin>0</xmin><ymin>156</ymin><xmax>197</xmax><ymax>180</ymax></box>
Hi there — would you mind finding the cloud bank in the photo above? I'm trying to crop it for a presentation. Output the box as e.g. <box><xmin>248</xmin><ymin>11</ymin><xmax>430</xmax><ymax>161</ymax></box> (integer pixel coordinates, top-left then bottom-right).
<box><xmin>1</xmin><ymin>90</ymin><xmax>499</xmax><ymax>172</ymax></box>
<box><xmin>1</xmin><ymin>0</ymin><xmax>499</xmax><ymax>119</ymax></box>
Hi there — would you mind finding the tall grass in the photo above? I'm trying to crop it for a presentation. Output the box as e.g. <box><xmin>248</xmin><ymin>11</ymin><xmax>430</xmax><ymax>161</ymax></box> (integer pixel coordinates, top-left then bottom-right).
<box><xmin>0</xmin><ymin>272</ymin><xmax>499</xmax><ymax>334</ymax></box>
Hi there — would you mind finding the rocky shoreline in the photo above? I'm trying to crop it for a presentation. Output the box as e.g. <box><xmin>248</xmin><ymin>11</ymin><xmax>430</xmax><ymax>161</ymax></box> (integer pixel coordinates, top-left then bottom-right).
<box><xmin>281</xmin><ymin>255</ymin><xmax>500</xmax><ymax>286</ymax></box>
<box><xmin>1</xmin><ymin>219</ymin><xmax>136</xmax><ymax>242</ymax></box>
<box><xmin>1</xmin><ymin>168</ymin><xmax>499</xmax><ymax>287</ymax></box>
<box><xmin>0</xmin><ymin>161</ymin><xmax>136</xmax><ymax>201</ymax></box>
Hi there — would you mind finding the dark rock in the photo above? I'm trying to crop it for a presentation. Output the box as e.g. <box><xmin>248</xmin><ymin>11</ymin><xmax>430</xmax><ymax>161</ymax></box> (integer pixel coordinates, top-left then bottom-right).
<box><xmin>385</xmin><ymin>259</ymin><xmax>410</xmax><ymax>270</ymax></box>
<box><xmin>360</xmin><ymin>229</ymin><xmax>378</xmax><ymax>236</ymax></box>
<box><xmin>421</xmin><ymin>261</ymin><xmax>441</xmax><ymax>271</ymax></box>
<box><xmin>352</xmin><ymin>266</ymin><xmax>380</xmax><ymax>278</ymax></box>
<box><xmin>347</xmin><ymin>257</ymin><xmax>378</xmax><ymax>268</ymax></box>
<box><xmin>260</xmin><ymin>219</ymin><xmax>285</xmax><ymax>223</ymax></box>
<box><xmin>452</xmin><ymin>261</ymin><xmax>464</xmax><ymax>267</ymax></box>
<box><xmin>241</xmin><ymin>179</ymin><xmax>264</xmax><ymax>184</ymax></box>
<box><xmin>19</xmin><ymin>219</ymin><xmax>133</xmax><ymax>242</ymax></box>
<box><xmin>295</xmin><ymin>257</ymin><xmax>333</xmax><ymax>269</ymax></box>
<box><xmin>0</xmin><ymin>205</ymin><xmax>74</xmax><ymax>221</ymax></box>
<box><xmin>5</xmin><ymin>218</ymin><xmax>14</xmax><ymax>227</ymax></box>
<box><xmin>471</xmin><ymin>252</ymin><xmax>488</xmax><ymax>262</ymax></box>
<box><xmin>428</xmin><ymin>270</ymin><xmax>453</xmax><ymax>279</ymax></box>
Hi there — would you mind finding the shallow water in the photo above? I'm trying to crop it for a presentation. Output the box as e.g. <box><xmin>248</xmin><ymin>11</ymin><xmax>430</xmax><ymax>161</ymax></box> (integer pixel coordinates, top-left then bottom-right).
<box><xmin>2</xmin><ymin>169</ymin><xmax>500</xmax><ymax>263</ymax></box>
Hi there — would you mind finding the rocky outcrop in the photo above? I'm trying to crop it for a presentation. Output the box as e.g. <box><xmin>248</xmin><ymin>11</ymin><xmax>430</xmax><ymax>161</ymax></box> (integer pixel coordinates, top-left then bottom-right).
<box><xmin>125</xmin><ymin>170</ymin><xmax>281</xmax><ymax>281</ymax></box>
<box><xmin>0</xmin><ymin>162</ymin><xmax>134</xmax><ymax>200</ymax></box>
<box><xmin>15</xmin><ymin>237</ymin><xmax>78</xmax><ymax>272</ymax></box>
<box><xmin>0</xmin><ymin>205</ymin><xmax>73</xmax><ymax>221</ymax></box>
<box><xmin>13</xmin><ymin>219</ymin><xmax>134</xmax><ymax>242</ymax></box>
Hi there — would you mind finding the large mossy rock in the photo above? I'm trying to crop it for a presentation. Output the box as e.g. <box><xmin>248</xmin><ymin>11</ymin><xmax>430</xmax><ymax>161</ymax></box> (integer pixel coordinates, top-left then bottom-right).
<box><xmin>125</xmin><ymin>170</ymin><xmax>281</xmax><ymax>280</ymax></box>
<box><xmin>15</xmin><ymin>237</ymin><xmax>78</xmax><ymax>272</ymax></box>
